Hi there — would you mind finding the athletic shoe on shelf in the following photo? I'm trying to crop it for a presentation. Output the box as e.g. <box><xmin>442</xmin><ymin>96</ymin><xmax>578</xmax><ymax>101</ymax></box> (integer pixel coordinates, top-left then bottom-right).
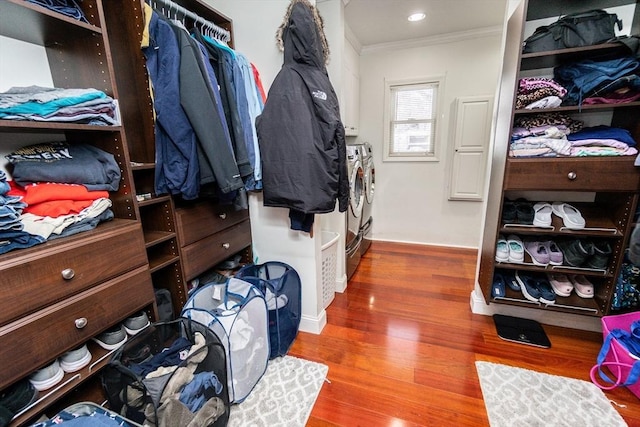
<box><xmin>92</xmin><ymin>324</ymin><xmax>128</xmax><ymax>350</ymax></box>
<box><xmin>515</xmin><ymin>271</ymin><xmax>540</xmax><ymax>303</ymax></box>
<box><xmin>586</xmin><ymin>241</ymin><xmax>611</xmax><ymax>270</ymax></box>
<box><xmin>524</xmin><ymin>240</ymin><xmax>550</xmax><ymax>266</ymax></box>
<box><xmin>495</xmin><ymin>235</ymin><xmax>509</xmax><ymax>262</ymax></box>
<box><xmin>545</xmin><ymin>240</ymin><xmax>563</xmax><ymax>265</ymax></box>
<box><xmin>123</xmin><ymin>311</ymin><xmax>150</xmax><ymax>336</ymax></box>
<box><xmin>60</xmin><ymin>344</ymin><xmax>92</xmax><ymax>373</ymax></box>
<box><xmin>506</xmin><ymin>235</ymin><xmax>525</xmax><ymax>263</ymax></box>
<box><xmin>28</xmin><ymin>359</ymin><xmax>64</xmax><ymax>392</ymax></box>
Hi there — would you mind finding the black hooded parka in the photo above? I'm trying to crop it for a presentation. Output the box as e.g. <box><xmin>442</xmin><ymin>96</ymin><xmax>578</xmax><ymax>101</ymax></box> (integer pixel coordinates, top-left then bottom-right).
<box><xmin>256</xmin><ymin>0</ymin><xmax>349</xmax><ymax>225</ymax></box>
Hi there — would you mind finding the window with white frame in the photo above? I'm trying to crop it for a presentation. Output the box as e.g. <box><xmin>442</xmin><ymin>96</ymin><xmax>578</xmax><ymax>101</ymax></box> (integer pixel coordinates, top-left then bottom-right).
<box><xmin>383</xmin><ymin>76</ymin><xmax>444</xmax><ymax>162</ymax></box>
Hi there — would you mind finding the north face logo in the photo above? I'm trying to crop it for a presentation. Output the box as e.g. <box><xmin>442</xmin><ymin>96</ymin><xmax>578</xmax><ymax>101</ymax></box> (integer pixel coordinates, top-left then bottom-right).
<box><xmin>312</xmin><ymin>90</ymin><xmax>327</xmax><ymax>100</ymax></box>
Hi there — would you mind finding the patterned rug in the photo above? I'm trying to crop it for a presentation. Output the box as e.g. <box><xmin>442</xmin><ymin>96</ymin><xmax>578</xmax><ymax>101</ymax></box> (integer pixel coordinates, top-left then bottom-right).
<box><xmin>476</xmin><ymin>361</ymin><xmax>627</xmax><ymax>427</ymax></box>
<box><xmin>228</xmin><ymin>355</ymin><xmax>328</xmax><ymax>427</ymax></box>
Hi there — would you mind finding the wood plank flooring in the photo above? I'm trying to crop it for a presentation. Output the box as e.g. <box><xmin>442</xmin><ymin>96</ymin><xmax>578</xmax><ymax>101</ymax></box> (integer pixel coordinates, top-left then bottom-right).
<box><xmin>289</xmin><ymin>241</ymin><xmax>640</xmax><ymax>427</ymax></box>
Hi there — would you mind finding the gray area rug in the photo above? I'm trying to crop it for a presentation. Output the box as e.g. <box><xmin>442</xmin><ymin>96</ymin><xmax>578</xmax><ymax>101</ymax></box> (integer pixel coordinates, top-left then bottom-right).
<box><xmin>228</xmin><ymin>355</ymin><xmax>328</xmax><ymax>427</ymax></box>
<box><xmin>476</xmin><ymin>361</ymin><xmax>627</xmax><ymax>427</ymax></box>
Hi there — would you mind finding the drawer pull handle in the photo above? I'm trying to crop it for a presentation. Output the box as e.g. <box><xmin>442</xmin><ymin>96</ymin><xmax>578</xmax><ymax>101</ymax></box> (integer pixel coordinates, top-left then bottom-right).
<box><xmin>61</xmin><ymin>268</ymin><xmax>75</xmax><ymax>280</ymax></box>
<box><xmin>219</xmin><ymin>213</ymin><xmax>227</xmax><ymax>220</ymax></box>
<box><xmin>222</xmin><ymin>243</ymin><xmax>230</xmax><ymax>249</ymax></box>
<box><xmin>74</xmin><ymin>317</ymin><xmax>88</xmax><ymax>329</ymax></box>
<box><xmin>567</xmin><ymin>171</ymin><xmax>577</xmax><ymax>180</ymax></box>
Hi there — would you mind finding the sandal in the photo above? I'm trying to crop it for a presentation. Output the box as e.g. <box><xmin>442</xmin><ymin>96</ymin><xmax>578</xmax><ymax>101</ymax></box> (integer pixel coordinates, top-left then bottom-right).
<box><xmin>533</xmin><ymin>202</ymin><xmax>552</xmax><ymax>227</ymax></box>
<box><xmin>571</xmin><ymin>275</ymin><xmax>594</xmax><ymax>299</ymax></box>
<box><xmin>547</xmin><ymin>273</ymin><xmax>573</xmax><ymax>297</ymax></box>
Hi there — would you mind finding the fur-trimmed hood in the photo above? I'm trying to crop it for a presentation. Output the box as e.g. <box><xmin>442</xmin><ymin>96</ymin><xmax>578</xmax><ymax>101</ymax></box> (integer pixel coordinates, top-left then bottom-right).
<box><xmin>276</xmin><ymin>0</ymin><xmax>330</xmax><ymax>67</ymax></box>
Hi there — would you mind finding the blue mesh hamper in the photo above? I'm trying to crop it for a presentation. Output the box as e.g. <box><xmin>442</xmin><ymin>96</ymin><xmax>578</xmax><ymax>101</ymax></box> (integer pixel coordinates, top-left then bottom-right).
<box><xmin>235</xmin><ymin>261</ymin><xmax>302</xmax><ymax>359</ymax></box>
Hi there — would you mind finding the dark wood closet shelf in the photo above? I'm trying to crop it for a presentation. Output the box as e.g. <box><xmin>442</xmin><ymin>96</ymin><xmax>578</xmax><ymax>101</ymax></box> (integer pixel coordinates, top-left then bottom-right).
<box><xmin>514</xmin><ymin>100</ymin><xmax>640</xmax><ymax>115</ymax></box>
<box><xmin>131</xmin><ymin>162</ymin><xmax>156</xmax><ymax>171</ymax></box>
<box><xmin>0</xmin><ymin>0</ymin><xmax>102</xmax><ymax>45</ymax></box>
<box><xmin>8</xmin><ymin>340</ymin><xmax>131</xmax><ymax>427</ymax></box>
<box><xmin>149</xmin><ymin>254</ymin><xmax>181</xmax><ymax>273</ymax></box>
<box><xmin>138</xmin><ymin>195</ymin><xmax>171</xmax><ymax>207</ymax></box>
<box><xmin>0</xmin><ymin>120</ymin><xmax>121</xmax><ymax>133</ymax></box>
<box><xmin>491</xmin><ymin>290</ymin><xmax>603</xmax><ymax>317</ymax></box>
<box><xmin>494</xmin><ymin>261</ymin><xmax>613</xmax><ymax>278</ymax></box>
<box><xmin>519</xmin><ymin>41</ymin><xmax>633</xmax><ymax>70</ymax></box>
<box><xmin>144</xmin><ymin>230</ymin><xmax>177</xmax><ymax>248</ymax></box>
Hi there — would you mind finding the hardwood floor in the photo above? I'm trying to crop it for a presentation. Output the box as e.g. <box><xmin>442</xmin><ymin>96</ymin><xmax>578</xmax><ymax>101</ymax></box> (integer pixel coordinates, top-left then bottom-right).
<box><xmin>289</xmin><ymin>241</ymin><xmax>640</xmax><ymax>427</ymax></box>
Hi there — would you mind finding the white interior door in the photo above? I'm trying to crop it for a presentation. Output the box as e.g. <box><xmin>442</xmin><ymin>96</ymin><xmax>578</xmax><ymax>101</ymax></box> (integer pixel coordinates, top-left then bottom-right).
<box><xmin>448</xmin><ymin>95</ymin><xmax>493</xmax><ymax>201</ymax></box>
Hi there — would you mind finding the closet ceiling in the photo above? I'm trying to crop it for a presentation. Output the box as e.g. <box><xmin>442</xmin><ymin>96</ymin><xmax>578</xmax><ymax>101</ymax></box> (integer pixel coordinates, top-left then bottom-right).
<box><xmin>344</xmin><ymin>0</ymin><xmax>508</xmax><ymax>47</ymax></box>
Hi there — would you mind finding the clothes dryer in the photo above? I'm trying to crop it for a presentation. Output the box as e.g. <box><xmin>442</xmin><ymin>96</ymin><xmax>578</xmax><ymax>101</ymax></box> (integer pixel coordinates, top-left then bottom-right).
<box><xmin>359</xmin><ymin>142</ymin><xmax>374</xmax><ymax>255</ymax></box>
<box><xmin>345</xmin><ymin>144</ymin><xmax>364</xmax><ymax>279</ymax></box>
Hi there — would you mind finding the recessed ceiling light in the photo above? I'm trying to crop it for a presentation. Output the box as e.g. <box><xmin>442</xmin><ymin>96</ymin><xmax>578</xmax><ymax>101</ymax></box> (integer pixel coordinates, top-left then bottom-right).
<box><xmin>408</xmin><ymin>12</ymin><xmax>426</xmax><ymax>22</ymax></box>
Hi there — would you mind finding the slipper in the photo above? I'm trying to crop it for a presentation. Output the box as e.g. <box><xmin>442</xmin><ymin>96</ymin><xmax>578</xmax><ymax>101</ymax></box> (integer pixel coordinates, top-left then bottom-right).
<box><xmin>495</xmin><ymin>235</ymin><xmax>509</xmax><ymax>262</ymax></box>
<box><xmin>506</xmin><ymin>235</ymin><xmax>524</xmax><ymax>263</ymax></box>
<box><xmin>535</xmin><ymin>277</ymin><xmax>556</xmax><ymax>305</ymax></box>
<box><xmin>551</xmin><ymin>202</ymin><xmax>585</xmax><ymax>230</ymax></box>
<box><xmin>515</xmin><ymin>271</ymin><xmax>540</xmax><ymax>302</ymax></box>
<box><xmin>492</xmin><ymin>272</ymin><xmax>506</xmax><ymax>298</ymax></box>
<box><xmin>547</xmin><ymin>273</ymin><xmax>573</xmax><ymax>297</ymax></box>
<box><xmin>502</xmin><ymin>269</ymin><xmax>520</xmax><ymax>291</ymax></box>
<box><xmin>571</xmin><ymin>275</ymin><xmax>594</xmax><ymax>298</ymax></box>
<box><xmin>515</xmin><ymin>200</ymin><xmax>534</xmax><ymax>225</ymax></box>
<box><xmin>532</xmin><ymin>202</ymin><xmax>552</xmax><ymax>227</ymax></box>
<box><xmin>545</xmin><ymin>240</ymin><xmax>563</xmax><ymax>265</ymax></box>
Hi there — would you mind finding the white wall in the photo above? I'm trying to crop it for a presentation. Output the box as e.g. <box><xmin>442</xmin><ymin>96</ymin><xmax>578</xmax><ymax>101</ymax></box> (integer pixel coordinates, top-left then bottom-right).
<box><xmin>356</xmin><ymin>33</ymin><xmax>504</xmax><ymax>249</ymax></box>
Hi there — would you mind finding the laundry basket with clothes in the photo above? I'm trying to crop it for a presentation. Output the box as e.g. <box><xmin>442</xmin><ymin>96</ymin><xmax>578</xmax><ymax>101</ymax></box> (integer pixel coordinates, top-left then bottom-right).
<box><xmin>235</xmin><ymin>261</ymin><xmax>301</xmax><ymax>359</ymax></box>
<box><xmin>101</xmin><ymin>318</ymin><xmax>229</xmax><ymax>427</ymax></box>
<box><xmin>180</xmin><ymin>277</ymin><xmax>269</xmax><ymax>403</ymax></box>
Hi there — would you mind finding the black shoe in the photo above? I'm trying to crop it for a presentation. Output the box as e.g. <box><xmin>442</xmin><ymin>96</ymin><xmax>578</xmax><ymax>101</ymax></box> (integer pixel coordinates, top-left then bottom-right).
<box><xmin>515</xmin><ymin>200</ymin><xmax>535</xmax><ymax>225</ymax></box>
<box><xmin>586</xmin><ymin>241</ymin><xmax>611</xmax><ymax>269</ymax></box>
<box><xmin>558</xmin><ymin>239</ymin><xmax>593</xmax><ymax>267</ymax></box>
<box><xmin>502</xmin><ymin>200</ymin><xmax>517</xmax><ymax>223</ymax></box>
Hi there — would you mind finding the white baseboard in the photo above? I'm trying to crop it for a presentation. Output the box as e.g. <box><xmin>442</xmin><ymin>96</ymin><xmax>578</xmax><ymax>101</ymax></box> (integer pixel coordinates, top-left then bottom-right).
<box><xmin>335</xmin><ymin>273</ymin><xmax>348</xmax><ymax>293</ymax></box>
<box><xmin>299</xmin><ymin>310</ymin><xmax>327</xmax><ymax>335</ymax></box>
<box><xmin>470</xmin><ymin>288</ymin><xmax>602</xmax><ymax>333</ymax></box>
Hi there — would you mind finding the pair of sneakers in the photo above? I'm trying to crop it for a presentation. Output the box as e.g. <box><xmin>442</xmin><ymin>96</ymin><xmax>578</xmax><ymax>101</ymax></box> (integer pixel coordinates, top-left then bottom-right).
<box><xmin>92</xmin><ymin>311</ymin><xmax>150</xmax><ymax>351</ymax></box>
<box><xmin>515</xmin><ymin>271</ymin><xmax>556</xmax><ymax>304</ymax></box>
<box><xmin>28</xmin><ymin>344</ymin><xmax>92</xmax><ymax>392</ymax></box>
<box><xmin>523</xmin><ymin>240</ymin><xmax>563</xmax><ymax>266</ymax></box>
<box><xmin>496</xmin><ymin>235</ymin><xmax>524</xmax><ymax>263</ymax></box>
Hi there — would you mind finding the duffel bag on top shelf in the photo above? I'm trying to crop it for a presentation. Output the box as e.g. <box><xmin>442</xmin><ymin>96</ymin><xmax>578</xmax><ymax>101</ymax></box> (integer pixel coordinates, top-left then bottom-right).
<box><xmin>523</xmin><ymin>9</ymin><xmax>623</xmax><ymax>53</ymax></box>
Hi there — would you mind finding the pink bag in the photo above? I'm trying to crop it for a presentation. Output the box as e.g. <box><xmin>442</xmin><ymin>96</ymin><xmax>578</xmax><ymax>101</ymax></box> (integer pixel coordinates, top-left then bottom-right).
<box><xmin>590</xmin><ymin>311</ymin><xmax>640</xmax><ymax>399</ymax></box>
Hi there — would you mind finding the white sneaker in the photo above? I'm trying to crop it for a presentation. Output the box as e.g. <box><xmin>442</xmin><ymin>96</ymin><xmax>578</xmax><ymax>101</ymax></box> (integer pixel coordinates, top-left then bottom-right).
<box><xmin>60</xmin><ymin>344</ymin><xmax>92</xmax><ymax>373</ymax></box>
<box><xmin>29</xmin><ymin>359</ymin><xmax>64</xmax><ymax>391</ymax></box>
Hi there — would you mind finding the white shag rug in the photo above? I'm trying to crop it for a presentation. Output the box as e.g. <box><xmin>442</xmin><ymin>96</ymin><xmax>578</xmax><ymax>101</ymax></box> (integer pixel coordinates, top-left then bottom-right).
<box><xmin>475</xmin><ymin>361</ymin><xmax>627</xmax><ymax>427</ymax></box>
<box><xmin>228</xmin><ymin>355</ymin><xmax>328</xmax><ymax>427</ymax></box>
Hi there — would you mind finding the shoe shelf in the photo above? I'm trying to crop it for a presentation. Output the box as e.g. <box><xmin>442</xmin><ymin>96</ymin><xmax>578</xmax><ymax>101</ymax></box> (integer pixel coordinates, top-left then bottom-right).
<box><xmin>519</xmin><ymin>40</ymin><xmax>633</xmax><ymax>71</ymax></box>
<box><xmin>491</xmin><ymin>288</ymin><xmax>602</xmax><ymax>316</ymax></box>
<box><xmin>478</xmin><ymin>0</ymin><xmax>640</xmax><ymax>319</ymax></box>
<box><xmin>9</xmin><ymin>340</ymin><xmax>122</xmax><ymax>426</ymax></box>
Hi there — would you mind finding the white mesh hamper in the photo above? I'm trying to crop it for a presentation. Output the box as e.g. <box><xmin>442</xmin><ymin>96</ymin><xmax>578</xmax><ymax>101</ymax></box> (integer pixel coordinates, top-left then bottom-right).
<box><xmin>181</xmin><ymin>278</ymin><xmax>269</xmax><ymax>403</ymax></box>
<box><xmin>321</xmin><ymin>231</ymin><xmax>339</xmax><ymax>308</ymax></box>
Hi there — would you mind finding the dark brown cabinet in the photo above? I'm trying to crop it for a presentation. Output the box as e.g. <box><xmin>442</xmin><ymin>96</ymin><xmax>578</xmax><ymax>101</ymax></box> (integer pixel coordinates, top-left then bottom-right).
<box><xmin>0</xmin><ymin>0</ymin><xmax>158</xmax><ymax>424</ymax></box>
<box><xmin>478</xmin><ymin>0</ymin><xmax>640</xmax><ymax>318</ymax></box>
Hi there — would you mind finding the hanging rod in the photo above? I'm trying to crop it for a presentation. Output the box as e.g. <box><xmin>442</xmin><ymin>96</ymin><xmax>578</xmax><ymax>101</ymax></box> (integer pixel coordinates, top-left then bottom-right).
<box><xmin>149</xmin><ymin>0</ymin><xmax>231</xmax><ymax>43</ymax></box>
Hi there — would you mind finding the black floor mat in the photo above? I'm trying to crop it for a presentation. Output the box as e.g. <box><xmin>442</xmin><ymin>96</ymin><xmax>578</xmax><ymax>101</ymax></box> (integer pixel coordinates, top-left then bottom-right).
<box><xmin>493</xmin><ymin>314</ymin><xmax>551</xmax><ymax>348</ymax></box>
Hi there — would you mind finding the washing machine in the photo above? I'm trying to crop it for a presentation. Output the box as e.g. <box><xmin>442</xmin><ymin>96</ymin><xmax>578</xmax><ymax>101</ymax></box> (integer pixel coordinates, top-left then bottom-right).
<box><xmin>359</xmin><ymin>142</ymin><xmax>374</xmax><ymax>255</ymax></box>
<box><xmin>345</xmin><ymin>144</ymin><xmax>364</xmax><ymax>279</ymax></box>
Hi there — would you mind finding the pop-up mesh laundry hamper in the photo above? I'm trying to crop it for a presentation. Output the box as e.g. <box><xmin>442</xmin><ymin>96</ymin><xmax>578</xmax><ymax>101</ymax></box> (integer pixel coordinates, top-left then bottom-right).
<box><xmin>101</xmin><ymin>318</ymin><xmax>230</xmax><ymax>427</ymax></box>
<box><xmin>235</xmin><ymin>261</ymin><xmax>302</xmax><ymax>359</ymax></box>
<box><xmin>181</xmin><ymin>277</ymin><xmax>269</xmax><ymax>403</ymax></box>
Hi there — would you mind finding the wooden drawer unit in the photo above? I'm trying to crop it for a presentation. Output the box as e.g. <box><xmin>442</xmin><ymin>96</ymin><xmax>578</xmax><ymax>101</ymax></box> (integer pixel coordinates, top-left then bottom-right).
<box><xmin>0</xmin><ymin>266</ymin><xmax>153</xmax><ymax>389</ymax></box>
<box><xmin>181</xmin><ymin>219</ymin><xmax>252</xmax><ymax>280</ymax></box>
<box><xmin>0</xmin><ymin>221</ymin><xmax>148</xmax><ymax>324</ymax></box>
<box><xmin>504</xmin><ymin>157</ymin><xmax>640</xmax><ymax>191</ymax></box>
<box><xmin>175</xmin><ymin>201</ymin><xmax>249</xmax><ymax>246</ymax></box>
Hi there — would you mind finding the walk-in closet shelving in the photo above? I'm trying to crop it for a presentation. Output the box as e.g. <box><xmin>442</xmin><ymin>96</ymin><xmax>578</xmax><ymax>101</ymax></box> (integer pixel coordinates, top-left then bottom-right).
<box><xmin>0</xmin><ymin>0</ymin><xmax>158</xmax><ymax>424</ymax></box>
<box><xmin>478</xmin><ymin>0</ymin><xmax>640</xmax><ymax>318</ymax></box>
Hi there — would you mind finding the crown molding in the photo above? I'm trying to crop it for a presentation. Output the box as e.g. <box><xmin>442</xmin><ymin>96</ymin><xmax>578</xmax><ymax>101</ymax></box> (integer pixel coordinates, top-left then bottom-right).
<box><xmin>361</xmin><ymin>25</ymin><xmax>503</xmax><ymax>54</ymax></box>
<box><xmin>344</xmin><ymin>23</ymin><xmax>362</xmax><ymax>53</ymax></box>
